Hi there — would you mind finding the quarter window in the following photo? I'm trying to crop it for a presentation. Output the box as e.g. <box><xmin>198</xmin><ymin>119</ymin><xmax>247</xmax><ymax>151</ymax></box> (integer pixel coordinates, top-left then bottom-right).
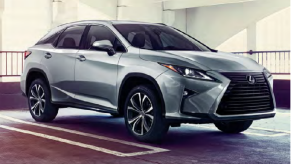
<box><xmin>56</xmin><ymin>26</ymin><xmax>86</xmax><ymax>49</ymax></box>
<box><xmin>36</xmin><ymin>28</ymin><xmax>65</xmax><ymax>45</ymax></box>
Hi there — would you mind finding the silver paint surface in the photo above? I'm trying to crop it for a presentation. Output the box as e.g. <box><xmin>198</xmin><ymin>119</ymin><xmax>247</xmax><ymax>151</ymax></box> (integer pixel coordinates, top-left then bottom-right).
<box><xmin>21</xmin><ymin>20</ymin><xmax>275</xmax><ymax>122</ymax></box>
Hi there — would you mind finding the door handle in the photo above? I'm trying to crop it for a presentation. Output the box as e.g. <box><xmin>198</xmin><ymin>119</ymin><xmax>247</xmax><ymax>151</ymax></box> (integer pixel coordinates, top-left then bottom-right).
<box><xmin>77</xmin><ymin>55</ymin><xmax>86</xmax><ymax>62</ymax></box>
<box><xmin>44</xmin><ymin>52</ymin><xmax>52</xmax><ymax>59</ymax></box>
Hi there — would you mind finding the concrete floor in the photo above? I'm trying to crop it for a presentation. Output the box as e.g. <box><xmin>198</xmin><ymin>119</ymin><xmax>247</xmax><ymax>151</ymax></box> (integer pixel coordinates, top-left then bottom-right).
<box><xmin>0</xmin><ymin>108</ymin><xmax>289</xmax><ymax>164</ymax></box>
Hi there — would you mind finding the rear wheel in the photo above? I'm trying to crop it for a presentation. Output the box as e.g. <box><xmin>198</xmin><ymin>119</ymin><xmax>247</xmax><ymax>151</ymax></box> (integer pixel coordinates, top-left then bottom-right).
<box><xmin>28</xmin><ymin>78</ymin><xmax>58</xmax><ymax>122</ymax></box>
<box><xmin>124</xmin><ymin>85</ymin><xmax>169</xmax><ymax>142</ymax></box>
<box><xmin>214</xmin><ymin>120</ymin><xmax>253</xmax><ymax>133</ymax></box>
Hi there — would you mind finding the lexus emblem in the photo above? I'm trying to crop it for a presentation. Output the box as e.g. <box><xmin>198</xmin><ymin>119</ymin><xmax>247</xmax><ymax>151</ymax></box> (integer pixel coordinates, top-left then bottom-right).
<box><xmin>246</xmin><ymin>75</ymin><xmax>256</xmax><ymax>84</ymax></box>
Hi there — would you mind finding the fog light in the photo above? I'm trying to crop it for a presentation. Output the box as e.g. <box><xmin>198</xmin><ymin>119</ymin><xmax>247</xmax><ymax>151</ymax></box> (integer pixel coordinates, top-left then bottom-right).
<box><xmin>183</xmin><ymin>89</ymin><xmax>197</xmax><ymax>98</ymax></box>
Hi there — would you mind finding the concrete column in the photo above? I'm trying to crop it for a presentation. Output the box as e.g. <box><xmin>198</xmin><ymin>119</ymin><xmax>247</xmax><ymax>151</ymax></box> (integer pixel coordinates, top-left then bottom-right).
<box><xmin>52</xmin><ymin>0</ymin><xmax>78</xmax><ymax>26</ymax></box>
<box><xmin>163</xmin><ymin>9</ymin><xmax>187</xmax><ymax>33</ymax></box>
<box><xmin>0</xmin><ymin>0</ymin><xmax>4</xmax><ymax>81</ymax></box>
<box><xmin>117</xmin><ymin>0</ymin><xmax>124</xmax><ymax>20</ymax></box>
<box><xmin>0</xmin><ymin>0</ymin><xmax>53</xmax><ymax>82</ymax></box>
<box><xmin>173</xmin><ymin>9</ymin><xmax>187</xmax><ymax>32</ymax></box>
<box><xmin>117</xmin><ymin>0</ymin><xmax>162</xmax><ymax>23</ymax></box>
<box><xmin>52</xmin><ymin>0</ymin><xmax>61</xmax><ymax>26</ymax></box>
<box><xmin>77</xmin><ymin>0</ymin><xmax>117</xmax><ymax>21</ymax></box>
<box><xmin>247</xmin><ymin>23</ymin><xmax>257</xmax><ymax>60</ymax></box>
<box><xmin>163</xmin><ymin>10</ymin><xmax>175</xmax><ymax>26</ymax></box>
<box><xmin>45</xmin><ymin>0</ymin><xmax>53</xmax><ymax>32</ymax></box>
<box><xmin>0</xmin><ymin>0</ymin><xmax>3</xmax><ymax>51</ymax></box>
<box><xmin>52</xmin><ymin>1</ymin><xmax>63</xmax><ymax>27</ymax></box>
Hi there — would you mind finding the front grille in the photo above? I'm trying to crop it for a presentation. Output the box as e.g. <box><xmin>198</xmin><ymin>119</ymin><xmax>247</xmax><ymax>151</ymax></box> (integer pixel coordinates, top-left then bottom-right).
<box><xmin>216</xmin><ymin>72</ymin><xmax>274</xmax><ymax>115</ymax></box>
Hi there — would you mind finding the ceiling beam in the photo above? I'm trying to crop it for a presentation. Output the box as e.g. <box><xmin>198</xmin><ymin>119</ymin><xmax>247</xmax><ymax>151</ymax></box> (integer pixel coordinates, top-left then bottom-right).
<box><xmin>163</xmin><ymin>0</ymin><xmax>255</xmax><ymax>10</ymax></box>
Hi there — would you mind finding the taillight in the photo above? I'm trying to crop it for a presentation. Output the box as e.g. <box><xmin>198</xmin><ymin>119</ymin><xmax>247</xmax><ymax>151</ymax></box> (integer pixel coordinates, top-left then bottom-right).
<box><xmin>24</xmin><ymin>51</ymin><xmax>31</xmax><ymax>59</ymax></box>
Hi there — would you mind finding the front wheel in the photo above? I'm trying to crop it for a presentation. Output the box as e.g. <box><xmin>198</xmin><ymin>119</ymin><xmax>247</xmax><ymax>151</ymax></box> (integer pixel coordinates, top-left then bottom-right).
<box><xmin>214</xmin><ymin>120</ymin><xmax>253</xmax><ymax>133</ymax></box>
<box><xmin>124</xmin><ymin>85</ymin><xmax>169</xmax><ymax>143</ymax></box>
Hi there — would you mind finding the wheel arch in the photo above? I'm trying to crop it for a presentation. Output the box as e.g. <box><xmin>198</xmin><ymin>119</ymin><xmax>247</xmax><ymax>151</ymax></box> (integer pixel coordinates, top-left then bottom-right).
<box><xmin>26</xmin><ymin>68</ymin><xmax>51</xmax><ymax>96</ymax></box>
<box><xmin>118</xmin><ymin>73</ymin><xmax>165</xmax><ymax>116</ymax></box>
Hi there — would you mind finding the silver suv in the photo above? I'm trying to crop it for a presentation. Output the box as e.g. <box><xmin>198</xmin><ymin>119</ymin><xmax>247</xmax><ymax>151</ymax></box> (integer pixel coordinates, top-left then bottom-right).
<box><xmin>21</xmin><ymin>20</ymin><xmax>276</xmax><ymax>142</ymax></box>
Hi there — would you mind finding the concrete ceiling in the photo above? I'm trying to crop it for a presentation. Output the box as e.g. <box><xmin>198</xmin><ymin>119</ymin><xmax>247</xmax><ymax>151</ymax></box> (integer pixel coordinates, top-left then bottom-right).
<box><xmin>163</xmin><ymin>0</ymin><xmax>256</xmax><ymax>10</ymax></box>
<box><xmin>118</xmin><ymin>0</ymin><xmax>257</xmax><ymax>8</ymax></box>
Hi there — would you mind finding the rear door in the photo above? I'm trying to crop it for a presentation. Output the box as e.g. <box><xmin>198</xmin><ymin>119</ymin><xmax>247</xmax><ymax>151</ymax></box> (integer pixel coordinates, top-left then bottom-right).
<box><xmin>41</xmin><ymin>25</ymin><xmax>87</xmax><ymax>103</ymax></box>
<box><xmin>74</xmin><ymin>25</ymin><xmax>126</xmax><ymax>110</ymax></box>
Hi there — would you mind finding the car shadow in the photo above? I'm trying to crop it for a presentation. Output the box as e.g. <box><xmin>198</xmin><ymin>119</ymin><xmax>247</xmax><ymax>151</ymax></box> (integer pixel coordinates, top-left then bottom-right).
<box><xmin>49</xmin><ymin>113</ymin><xmax>251</xmax><ymax>149</ymax></box>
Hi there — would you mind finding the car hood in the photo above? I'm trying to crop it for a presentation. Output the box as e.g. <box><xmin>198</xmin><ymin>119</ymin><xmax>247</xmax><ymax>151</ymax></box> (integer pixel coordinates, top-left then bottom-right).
<box><xmin>139</xmin><ymin>49</ymin><xmax>264</xmax><ymax>72</ymax></box>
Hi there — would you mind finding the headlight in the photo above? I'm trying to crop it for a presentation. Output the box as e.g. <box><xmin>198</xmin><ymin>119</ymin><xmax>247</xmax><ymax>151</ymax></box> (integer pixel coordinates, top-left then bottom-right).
<box><xmin>263</xmin><ymin>68</ymin><xmax>272</xmax><ymax>78</ymax></box>
<box><xmin>160</xmin><ymin>63</ymin><xmax>214</xmax><ymax>81</ymax></box>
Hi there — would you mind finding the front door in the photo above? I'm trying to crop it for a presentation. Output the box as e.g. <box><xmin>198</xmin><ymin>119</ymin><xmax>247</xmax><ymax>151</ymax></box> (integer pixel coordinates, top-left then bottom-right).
<box><xmin>74</xmin><ymin>25</ymin><xmax>126</xmax><ymax>111</ymax></box>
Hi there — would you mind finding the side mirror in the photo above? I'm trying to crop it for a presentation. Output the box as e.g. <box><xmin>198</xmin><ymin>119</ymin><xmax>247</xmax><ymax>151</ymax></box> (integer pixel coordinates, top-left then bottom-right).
<box><xmin>92</xmin><ymin>40</ymin><xmax>116</xmax><ymax>56</ymax></box>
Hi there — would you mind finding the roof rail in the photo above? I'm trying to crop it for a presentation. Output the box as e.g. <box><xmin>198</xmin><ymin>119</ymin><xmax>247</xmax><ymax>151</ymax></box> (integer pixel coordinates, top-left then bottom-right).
<box><xmin>57</xmin><ymin>20</ymin><xmax>112</xmax><ymax>27</ymax></box>
<box><xmin>156</xmin><ymin>23</ymin><xmax>167</xmax><ymax>26</ymax></box>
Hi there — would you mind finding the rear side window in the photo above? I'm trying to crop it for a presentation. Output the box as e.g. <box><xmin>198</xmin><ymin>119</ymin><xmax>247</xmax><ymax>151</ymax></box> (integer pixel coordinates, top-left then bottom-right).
<box><xmin>56</xmin><ymin>26</ymin><xmax>86</xmax><ymax>49</ymax></box>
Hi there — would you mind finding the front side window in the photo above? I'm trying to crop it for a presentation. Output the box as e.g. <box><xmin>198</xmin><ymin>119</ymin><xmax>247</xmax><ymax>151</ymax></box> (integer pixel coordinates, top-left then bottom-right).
<box><xmin>113</xmin><ymin>24</ymin><xmax>211</xmax><ymax>51</ymax></box>
<box><xmin>56</xmin><ymin>26</ymin><xmax>86</xmax><ymax>49</ymax></box>
<box><xmin>127</xmin><ymin>31</ymin><xmax>153</xmax><ymax>49</ymax></box>
<box><xmin>85</xmin><ymin>25</ymin><xmax>126</xmax><ymax>52</ymax></box>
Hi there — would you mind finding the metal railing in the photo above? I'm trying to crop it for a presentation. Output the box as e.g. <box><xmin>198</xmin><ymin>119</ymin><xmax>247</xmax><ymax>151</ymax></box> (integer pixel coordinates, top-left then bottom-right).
<box><xmin>0</xmin><ymin>51</ymin><xmax>25</xmax><ymax>77</ymax></box>
<box><xmin>0</xmin><ymin>50</ymin><xmax>289</xmax><ymax>77</ymax></box>
<box><xmin>233</xmin><ymin>50</ymin><xmax>290</xmax><ymax>75</ymax></box>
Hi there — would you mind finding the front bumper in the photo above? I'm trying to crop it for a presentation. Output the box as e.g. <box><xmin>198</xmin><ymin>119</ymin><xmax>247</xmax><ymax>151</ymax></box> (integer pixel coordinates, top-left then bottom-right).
<box><xmin>156</xmin><ymin>70</ymin><xmax>276</xmax><ymax>123</ymax></box>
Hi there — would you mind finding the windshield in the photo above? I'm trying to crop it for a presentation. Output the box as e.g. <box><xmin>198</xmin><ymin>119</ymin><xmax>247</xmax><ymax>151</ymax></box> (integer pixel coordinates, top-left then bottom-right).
<box><xmin>113</xmin><ymin>24</ymin><xmax>211</xmax><ymax>51</ymax></box>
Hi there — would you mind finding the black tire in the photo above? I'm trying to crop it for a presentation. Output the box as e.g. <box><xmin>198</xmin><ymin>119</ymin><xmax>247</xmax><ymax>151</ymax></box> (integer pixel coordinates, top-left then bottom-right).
<box><xmin>214</xmin><ymin>120</ymin><xmax>253</xmax><ymax>133</ymax></box>
<box><xmin>28</xmin><ymin>78</ymin><xmax>58</xmax><ymax>122</ymax></box>
<box><xmin>124</xmin><ymin>85</ymin><xmax>169</xmax><ymax>143</ymax></box>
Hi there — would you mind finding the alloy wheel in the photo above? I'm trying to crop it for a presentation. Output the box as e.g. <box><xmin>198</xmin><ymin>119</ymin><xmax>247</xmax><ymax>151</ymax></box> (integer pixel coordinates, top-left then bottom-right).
<box><xmin>29</xmin><ymin>84</ymin><xmax>46</xmax><ymax>117</ymax></box>
<box><xmin>127</xmin><ymin>92</ymin><xmax>154</xmax><ymax>136</ymax></box>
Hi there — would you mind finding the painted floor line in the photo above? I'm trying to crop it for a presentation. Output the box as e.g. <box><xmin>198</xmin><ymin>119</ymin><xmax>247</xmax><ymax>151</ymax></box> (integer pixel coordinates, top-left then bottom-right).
<box><xmin>0</xmin><ymin>125</ymin><xmax>164</xmax><ymax>157</ymax></box>
<box><xmin>276</xmin><ymin>112</ymin><xmax>290</xmax><ymax>115</ymax></box>
<box><xmin>242</xmin><ymin>131</ymin><xmax>288</xmax><ymax>137</ymax></box>
<box><xmin>0</xmin><ymin>114</ymin><xmax>169</xmax><ymax>156</ymax></box>
<box><xmin>0</xmin><ymin>125</ymin><xmax>126</xmax><ymax>157</ymax></box>
<box><xmin>267</xmin><ymin>133</ymin><xmax>289</xmax><ymax>137</ymax></box>
<box><xmin>250</xmin><ymin>126</ymin><xmax>291</xmax><ymax>134</ymax></box>
<box><xmin>186</xmin><ymin>124</ymin><xmax>288</xmax><ymax>137</ymax></box>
